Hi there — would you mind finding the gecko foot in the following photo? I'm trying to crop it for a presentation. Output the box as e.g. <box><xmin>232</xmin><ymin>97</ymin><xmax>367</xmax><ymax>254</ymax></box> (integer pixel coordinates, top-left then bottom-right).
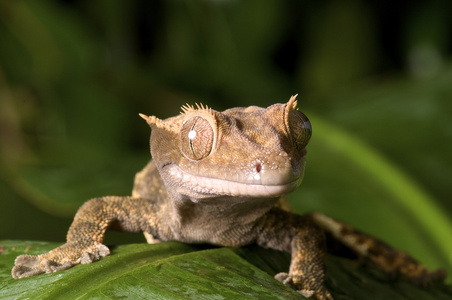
<box><xmin>12</xmin><ymin>255</ymin><xmax>74</xmax><ymax>278</ymax></box>
<box><xmin>12</xmin><ymin>242</ymin><xmax>110</xmax><ymax>279</ymax></box>
<box><xmin>275</xmin><ymin>272</ymin><xmax>333</xmax><ymax>300</ymax></box>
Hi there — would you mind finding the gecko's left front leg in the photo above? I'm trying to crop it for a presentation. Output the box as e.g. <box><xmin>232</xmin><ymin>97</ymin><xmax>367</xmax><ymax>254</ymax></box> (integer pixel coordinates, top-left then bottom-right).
<box><xmin>256</xmin><ymin>208</ymin><xmax>333</xmax><ymax>300</ymax></box>
<box><xmin>12</xmin><ymin>196</ymin><xmax>164</xmax><ymax>279</ymax></box>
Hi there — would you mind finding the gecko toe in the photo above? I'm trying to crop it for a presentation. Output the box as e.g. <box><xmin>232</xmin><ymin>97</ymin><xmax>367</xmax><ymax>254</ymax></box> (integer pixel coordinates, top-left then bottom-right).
<box><xmin>275</xmin><ymin>272</ymin><xmax>333</xmax><ymax>299</ymax></box>
<box><xmin>12</xmin><ymin>255</ymin><xmax>45</xmax><ymax>279</ymax></box>
<box><xmin>80</xmin><ymin>243</ymin><xmax>110</xmax><ymax>264</ymax></box>
<box><xmin>12</xmin><ymin>254</ymin><xmax>75</xmax><ymax>279</ymax></box>
<box><xmin>298</xmin><ymin>289</ymin><xmax>315</xmax><ymax>297</ymax></box>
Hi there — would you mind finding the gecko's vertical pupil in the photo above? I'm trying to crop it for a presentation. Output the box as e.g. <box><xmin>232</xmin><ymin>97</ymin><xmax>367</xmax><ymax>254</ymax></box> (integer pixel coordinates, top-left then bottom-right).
<box><xmin>180</xmin><ymin>116</ymin><xmax>214</xmax><ymax>160</ymax></box>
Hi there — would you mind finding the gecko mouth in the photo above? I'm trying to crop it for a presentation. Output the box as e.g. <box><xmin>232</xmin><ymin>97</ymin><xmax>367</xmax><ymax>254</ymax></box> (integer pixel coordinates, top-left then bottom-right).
<box><xmin>163</xmin><ymin>163</ymin><xmax>303</xmax><ymax>198</ymax></box>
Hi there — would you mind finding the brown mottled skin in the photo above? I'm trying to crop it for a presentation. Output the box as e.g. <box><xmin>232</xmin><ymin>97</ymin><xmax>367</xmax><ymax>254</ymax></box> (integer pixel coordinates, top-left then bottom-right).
<box><xmin>12</xmin><ymin>96</ymin><xmax>445</xmax><ymax>299</ymax></box>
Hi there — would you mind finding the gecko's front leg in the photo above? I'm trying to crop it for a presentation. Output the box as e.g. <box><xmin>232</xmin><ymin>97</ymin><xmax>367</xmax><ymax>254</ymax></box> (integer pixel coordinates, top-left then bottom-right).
<box><xmin>257</xmin><ymin>208</ymin><xmax>333</xmax><ymax>300</ymax></box>
<box><xmin>12</xmin><ymin>196</ymin><xmax>163</xmax><ymax>279</ymax></box>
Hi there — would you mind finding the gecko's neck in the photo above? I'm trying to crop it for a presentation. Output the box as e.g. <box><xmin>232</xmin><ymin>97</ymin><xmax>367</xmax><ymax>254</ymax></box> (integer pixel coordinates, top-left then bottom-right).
<box><xmin>165</xmin><ymin>190</ymin><xmax>279</xmax><ymax>244</ymax></box>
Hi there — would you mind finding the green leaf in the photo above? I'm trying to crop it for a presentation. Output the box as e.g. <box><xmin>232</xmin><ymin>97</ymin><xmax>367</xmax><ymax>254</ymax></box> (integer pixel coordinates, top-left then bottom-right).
<box><xmin>0</xmin><ymin>241</ymin><xmax>303</xmax><ymax>300</ymax></box>
<box><xmin>1</xmin><ymin>241</ymin><xmax>452</xmax><ymax>299</ymax></box>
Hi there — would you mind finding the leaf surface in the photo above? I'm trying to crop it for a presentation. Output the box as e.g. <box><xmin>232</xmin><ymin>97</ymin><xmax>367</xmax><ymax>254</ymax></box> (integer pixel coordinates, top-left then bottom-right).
<box><xmin>2</xmin><ymin>241</ymin><xmax>452</xmax><ymax>299</ymax></box>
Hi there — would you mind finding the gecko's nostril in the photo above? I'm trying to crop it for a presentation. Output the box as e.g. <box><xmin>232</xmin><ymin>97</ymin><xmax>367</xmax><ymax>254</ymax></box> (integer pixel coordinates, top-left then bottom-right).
<box><xmin>255</xmin><ymin>163</ymin><xmax>262</xmax><ymax>173</ymax></box>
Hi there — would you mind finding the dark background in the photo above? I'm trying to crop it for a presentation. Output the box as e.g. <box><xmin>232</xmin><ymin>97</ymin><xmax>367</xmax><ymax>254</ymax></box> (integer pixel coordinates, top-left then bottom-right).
<box><xmin>1</xmin><ymin>0</ymin><xmax>451</xmax><ymax>278</ymax></box>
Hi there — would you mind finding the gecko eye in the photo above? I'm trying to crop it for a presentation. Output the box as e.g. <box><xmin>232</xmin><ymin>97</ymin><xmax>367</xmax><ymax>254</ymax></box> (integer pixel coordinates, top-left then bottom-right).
<box><xmin>180</xmin><ymin>116</ymin><xmax>214</xmax><ymax>160</ymax></box>
<box><xmin>288</xmin><ymin>110</ymin><xmax>311</xmax><ymax>151</ymax></box>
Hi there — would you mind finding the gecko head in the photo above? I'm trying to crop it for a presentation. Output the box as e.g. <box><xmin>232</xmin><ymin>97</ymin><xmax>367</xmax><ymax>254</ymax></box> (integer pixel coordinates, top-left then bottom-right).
<box><xmin>140</xmin><ymin>95</ymin><xmax>311</xmax><ymax>201</ymax></box>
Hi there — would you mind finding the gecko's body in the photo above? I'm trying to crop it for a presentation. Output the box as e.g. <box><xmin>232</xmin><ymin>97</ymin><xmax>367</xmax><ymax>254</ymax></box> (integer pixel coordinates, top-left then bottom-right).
<box><xmin>12</xmin><ymin>96</ymin><xmax>445</xmax><ymax>299</ymax></box>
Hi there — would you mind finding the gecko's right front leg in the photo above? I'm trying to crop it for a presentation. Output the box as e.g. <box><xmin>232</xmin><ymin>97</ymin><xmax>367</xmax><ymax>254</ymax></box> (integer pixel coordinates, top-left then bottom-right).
<box><xmin>12</xmin><ymin>196</ymin><xmax>161</xmax><ymax>279</ymax></box>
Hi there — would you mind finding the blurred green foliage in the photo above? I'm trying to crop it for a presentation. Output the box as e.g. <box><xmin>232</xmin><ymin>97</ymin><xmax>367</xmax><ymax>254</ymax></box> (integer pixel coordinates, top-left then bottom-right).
<box><xmin>0</xmin><ymin>0</ymin><xmax>451</xmax><ymax>280</ymax></box>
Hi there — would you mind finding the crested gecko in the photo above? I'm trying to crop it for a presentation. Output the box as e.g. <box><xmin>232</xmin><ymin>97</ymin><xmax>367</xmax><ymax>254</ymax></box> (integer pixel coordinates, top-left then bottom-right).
<box><xmin>12</xmin><ymin>95</ymin><xmax>445</xmax><ymax>299</ymax></box>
